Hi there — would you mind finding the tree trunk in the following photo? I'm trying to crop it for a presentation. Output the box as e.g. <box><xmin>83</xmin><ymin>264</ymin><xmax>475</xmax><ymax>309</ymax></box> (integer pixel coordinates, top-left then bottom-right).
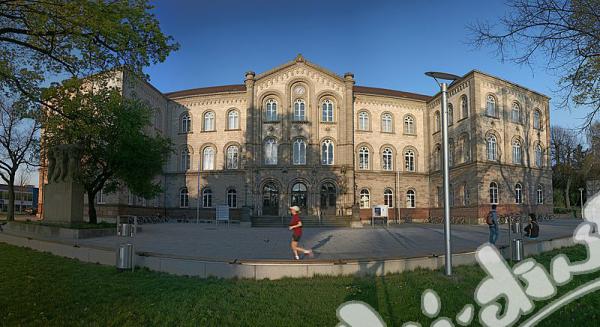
<box><xmin>87</xmin><ymin>191</ymin><xmax>97</xmax><ymax>224</ymax></box>
<box><xmin>6</xmin><ymin>172</ymin><xmax>15</xmax><ymax>221</ymax></box>
<box><xmin>565</xmin><ymin>178</ymin><xmax>572</xmax><ymax>208</ymax></box>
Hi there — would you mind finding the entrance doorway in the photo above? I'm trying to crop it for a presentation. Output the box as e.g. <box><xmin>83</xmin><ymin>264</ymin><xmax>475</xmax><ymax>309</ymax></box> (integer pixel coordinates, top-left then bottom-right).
<box><xmin>291</xmin><ymin>182</ymin><xmax>307</xmax><ymax>210</ymax></box>
<box><xmin>262</xmin><ymin>183</ymin><xmax>279</xmax><ymax>216</ymax></box>
<box><xmin>320</xmin><ymin>183</ymin><xmax>337</xmax><ymax>215</ymax></box>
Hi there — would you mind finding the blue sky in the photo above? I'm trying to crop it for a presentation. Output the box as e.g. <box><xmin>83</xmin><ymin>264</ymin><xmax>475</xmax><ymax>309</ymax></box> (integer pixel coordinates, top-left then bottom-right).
<box><xmin>144</xmin><ymin>0</ymin><xmax>591</xmax><ymax>130</ymax></box>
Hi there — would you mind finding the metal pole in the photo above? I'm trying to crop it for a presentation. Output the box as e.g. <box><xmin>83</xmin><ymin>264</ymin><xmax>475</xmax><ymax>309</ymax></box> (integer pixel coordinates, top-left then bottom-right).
<box><xmin>579</xmin><ymin>188</ymin><xmax>584</xmax><ymax>218</ymax></box>
<box><xmin>441</xmin><ymin>82</ymin><xmax>452</xmax><ymax>276</ymax></box>
<box><xmin>196</xmin><ymin>158</ymin><xmax>201</xmax><ymax>224</ymax></box>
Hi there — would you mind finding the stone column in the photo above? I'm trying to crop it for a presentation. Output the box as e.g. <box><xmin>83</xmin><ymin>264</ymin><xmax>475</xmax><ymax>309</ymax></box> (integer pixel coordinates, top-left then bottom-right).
<box><xmin>242</xmin><ymin>71</ymin><xmax>255</xmax><ymax>226</ymax></box>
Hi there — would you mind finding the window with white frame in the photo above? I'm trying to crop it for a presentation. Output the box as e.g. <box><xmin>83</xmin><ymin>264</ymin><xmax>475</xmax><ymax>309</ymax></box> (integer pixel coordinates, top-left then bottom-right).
<box><xmin>489</xmin><ymin>182</ymin><xmax>499</xmax><ymax>204</ymax></box>
<box><xmin>227</xmin><ymin>189</ymin><xmax>237</xmax><ymax>208</ymax></box>
<box><xmin>405</xmin><ymin>149</ymin><xmax>415</xmax><ymax>172</ymax></box>
<box><xmin>321</xmin><ymin>140</ymin><xmax>334</xmax><ymax>165</ymax></box>
<box><xmin>202</xmin><ymin>188</ymin><xmax>212</xmax><ymax>208</ymax></box>
<box><xmin>384</xmin><ymin>189</ymin><xmax>393</xmax><ymax>208</ymax></box>
<box><xmin>226</xmin><ymin>145</ymin><xmax>239</xmax><ymax>169</ymax></box>
<box><xmin>180</xmin><ymin>113</ymin><xmax>191</xmax><ymax>133</ymax></box>
<box><xmin>179</xmin><ymin>188</ymin><xmax>189</xmax><ymax>208</ymax></box>
<box><xmin>264</xmin><ymin>138</ymin><xmax>278</xmax><ymax>165</ymax></box>
<box><xmin>294</xmin><ymin>99</ymin><xmax>305</xmax><ymax>121</ymax></box>
<box><xmin>382</xmin><ymin>147</ymin><xmax>393</xmax><ymax>171</ymax></box>
<box><xmin>512</xmin><ymin>102</ymin><xmax>521</xmax><ymax>123</ymax></box>
<box><xmin>461</xmin><ymin>95</ymin><xmax>468</xmax><ymax>119</ymax></box>
<box><xmin>535</xmin><ymin>144</ymin><xmax>543</xmax><ymax>167</ymax></box>
<box><xmin>358</xmin><ymin>111</ymin><xmax>369</xmax><ymax>131</ymax></box>
<box><xmin>228</xmin><ymin>110</ymin><xmax>239</xmax><ymax>129</ymax></box>
<box><xmin>406</xmin><ymin>190</ymin><xmax>416</xmax><ymax>208</ymax></box>
<box><xmin>404</xmin><ymin>115</ymin><xmax>415</xmax><ymax>134</ymax></box>
<box><xmin>515</xmin><ymin>183</ymin><xmax>523</xmax><ymax>204</ymax></box>
<box><xmin>513</xmin><ymin>139</ymin><xmax>522</xmax><ymax>164</ymax></box>
<box><xmin>533</xmin><ymin>110</ymin><xmax>541</xmax><ymax>129</ymax></box>
<box><xmin>537</xmin><ymin>185</ymin><xmax>544</xmax><ymax>204</ymax></box>
<box><xmin>359</xmin><ymin>146</ymin><xmax>369</xmax><ymax>170</ymax></box>
<box><xmin>181</xmin><ymin>148</ymin><xmax>191</xmax><ymax>171</ymax></box>
<box><xmin>203</xmin><ymin>147</ymin><xmax>215</xmax><ymax>170</ymax></box>
<box><xmin>203</xmin><ymin>111</ymin><xmax>215</xmax><ymax>131</ymax></box>
<box><xmin>265</xmin><ymin>99</ymin><xmax>278</xmax><ymax>121</ymax></box>
<box><xmin>97</xmin><ymin>188</ymin><xmax>105</xmax><ymax>204</ymax></box>
<box><xmin>293</xmin><ymin>139</ymin><xmax>306</xmax><ymax>165</ymax></box>
<box><xmin>381</xmin><ymin>113</ymin><xmax>393</xmax><ymax>133</ymax></box>
<box><xmin>322</xmin><ymin>99</ymin><xmax>334</xmax><ymax>122</ymax></box>
<box><xmin>360</xmin><ymin>189</ymin><xmax>370</xmax><ymax>208</ymax></box>
<box><xmin>486</xmin><ymin>95</ymin><xmax>497</xmax><ymax>117</ymax></box>
<box><xmin>487</xmin><ymin>135</ymin><xmax>497</xmax><ymax>161</ymax></box>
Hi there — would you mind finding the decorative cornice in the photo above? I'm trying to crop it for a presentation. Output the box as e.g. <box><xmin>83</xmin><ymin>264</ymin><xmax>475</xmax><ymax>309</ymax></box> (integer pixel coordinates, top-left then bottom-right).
<box><xmin>255</xmin><ymin>65</ymin><xmax>345</xmax><ymax>93</ymax></box>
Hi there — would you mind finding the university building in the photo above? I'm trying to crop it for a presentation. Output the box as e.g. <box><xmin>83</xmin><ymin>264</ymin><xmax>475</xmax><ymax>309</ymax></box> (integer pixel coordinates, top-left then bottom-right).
<box><xmin>38</xmin><ymin>55</ymin><xmax>553</xmax><ymax>225</ymax></box>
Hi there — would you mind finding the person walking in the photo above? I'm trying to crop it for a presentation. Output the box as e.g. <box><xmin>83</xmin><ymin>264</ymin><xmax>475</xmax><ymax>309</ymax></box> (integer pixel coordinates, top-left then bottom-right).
<box><xmin>487</xmin><ymin>204</ymin><xmax>499</xmax><ymax>245</ymax></box>
<box><xmin>288</xmin><ymin>206</ymin><xmax>313</xmax><ymax>260</ymax></box>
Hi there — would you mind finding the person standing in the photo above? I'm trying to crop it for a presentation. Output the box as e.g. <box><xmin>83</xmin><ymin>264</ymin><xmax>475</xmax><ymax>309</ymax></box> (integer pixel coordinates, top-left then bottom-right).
<box><xmin>487</xmin><ymin>204</ymin><xmax>499</xmax><ymax>244</ymax></box>
<box><xmin>524</xmin><ymin>213</ymin><xmax>539</xmax><ymax>239</ymax></box>
<box><xmin>288</xmin><ymin>206</ymin><xmax>313</xmax><ymax>260</ymax></box>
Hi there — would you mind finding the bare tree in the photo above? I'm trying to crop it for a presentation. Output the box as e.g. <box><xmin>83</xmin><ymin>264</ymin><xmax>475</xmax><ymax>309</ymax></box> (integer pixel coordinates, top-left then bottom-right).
<box><xmin>0</xmin><ymin>99</ymin><xmax>40</xmax><ymax>221</ymax></box>
<box><xmin>469</xmin><ymin>0</ymin><xmax>600</xmax><ymax>129</ymax></box>
<box><xmin>551</xmin><ymin>125</ymin><xmax>583</xmax><ymax>207</ymax></box>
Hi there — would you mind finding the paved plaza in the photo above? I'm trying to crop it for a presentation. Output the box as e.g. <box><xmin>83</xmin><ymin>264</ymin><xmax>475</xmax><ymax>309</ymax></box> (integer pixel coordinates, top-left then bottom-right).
<box><xmin>77</xmin><ymin>219</ymin><xmax>582</xmax><ymax>261</ymax></box>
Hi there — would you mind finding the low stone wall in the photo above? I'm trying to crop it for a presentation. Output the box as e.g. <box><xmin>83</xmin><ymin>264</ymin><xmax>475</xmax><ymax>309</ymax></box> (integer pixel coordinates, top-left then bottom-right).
<box><xmin>4</xmin><ymin>222</ymin><xmax>115</xmax><ymax>239</ymax></box>
<box><xmin>0</xmin><ymin>231</ymin><xmax>576</xmax><ymax>280</ymax></box>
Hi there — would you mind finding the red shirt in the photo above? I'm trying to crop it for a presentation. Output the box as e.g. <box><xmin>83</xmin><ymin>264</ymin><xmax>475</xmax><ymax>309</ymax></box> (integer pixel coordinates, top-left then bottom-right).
<box><xmin>289</xmin><ymin>214</ymin><xmax>302</xmax><ymax>237</ymax></box>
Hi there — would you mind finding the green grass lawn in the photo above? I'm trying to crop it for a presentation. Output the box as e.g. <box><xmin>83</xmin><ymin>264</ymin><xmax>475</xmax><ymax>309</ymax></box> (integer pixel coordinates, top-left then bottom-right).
<box><xmin>1</xmin><ymin>243</ymin><xmax>600</xmax><ymax>326</ymax></box>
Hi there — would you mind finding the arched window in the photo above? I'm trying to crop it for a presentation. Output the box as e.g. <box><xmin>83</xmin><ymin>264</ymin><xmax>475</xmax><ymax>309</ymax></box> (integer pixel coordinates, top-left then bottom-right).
<box><xmin>434</xmin><ymin>145</ymin><xmax>441</xmax><ymax>170</ymax></box>
<box><xmin>461</xmin><ymin>134</ymin><xmax>470</xmax><ymax>163</ymax></box>
<box><xmin>487</xmin><ymin>135</ymin><xmax>497</xmax><ymax>161</ymax></box>
<box><xmin>448</xmin><ymin>103</ymin><xmax>454</xmax><ymax>125</ymax></box>
<box><xmin>381</xmin><ymin>113</ymin><xmax>393</xmax><ymax>133</ymax></box>
<box><xmin>404</xmin><ymin>115</ymin><xmax>415</xmax><ymax>134</ymax></box>
<box><xmin>463</xmin><ymin>184</ymin><xmax>470</xmax><ymax>206</ymax></box>
<box><xmin>180</xmin><ymin>148</ymin><xmax>191</xmax><ymax>171</ymax></box>
<box><xmin>486</xmin><ymin>95</ymin><xmax>497</xmax><ymax>117</ymax></box>
<box><xmin>227</xmin><ymin>189</ymin><xmax>237</xmax><ymax>208</ymax></box>
<box><xmin>384</xmin><ymin>189</ymin><xmax>393</xmax><ymax>208</ymax></box>
<box><xmin>360</xmin><ymin>189</ymin><xmax>370</xmax><ymax>208</ymax></box>
<box><xmin>180</xmin><ymin>113</ymin><xmax>191</xmax><ymax>133</ymax></box>
<box><xmin>322</xmin><ymin>99</ymin><xmax>334</xmax><ymax>122</ymax></box>
<box><xmin>358</xmin><ymin>111</ymin><xmax>369</xmax><ymax>131</ymax></box>
<box><xmin>515</xmin><ymin>183</ymin><xmax>523</xmax><ymax>204</ymax></box>
<box><xmin>228</xmin><ymin>110</ymin><xmax>239</xmax><ymax>130</ymax></box>
<box><xmin>489</xmin><ymin>182</ymin><xmax>499</xmax><ymax>204</ymax></box>
<box><xmin>405</xmin><ymin>149</ymin><xmax>415</xmax><ymax>172</ymax></box>
<box><xmin>202</xmin><ymin>147</ymin><xmax>215</xmax><ymax>170</ymax></box>
<box><xmin>265</xmin><ymin>99</ymin><xmax>278</xmax><ymax>121</ymax></box>
<box><xmin>321</xmin><ymin>140</ymin><xmax>334</xmax><ymax>165</ymax></box>
<box><xmin>291</xmin><ymin>183</ymin><xmax>307</xmax><ymax>208</ymax></box>
<box><xmin>294</xmin><ymin>99</ymin><xmax>305</xmax><ymax>121</ymax></box>
<box><xmin>449</xmin><ymin>139</ymin><xmax>455</xmax><ymax>167</ymax></box>
<box><xmin>406</xmin><ymin>190</ymin><xmax>416</xmax><ymax>208</ymax></box>
<box><xmin>535</xmin><ymin>144</ymin><xmax>543</xmax><ymax>167</ymax></box>
<box><xmin>512</xmin><ymin>139</ymin><xmax>522</xmax><ymax>164</ymax></box>
<box><xmin>434</xmin><ymin>111</ymin><xmax>441</xmax><ymax>132</ymax></box>
<box><xmin>537</xmin><ymin>185</ymin><xmax>544</xmax><ymax>204</ymax></box>
<box><xmin>359</xmin><ymin>146</ymin><xmax>369</xmax><ymax>170</ymax></box>
<box><xmin>203</xmin><ymin>111</ymin><xmax>215</xmax><ymax>131</ymax></box>
<box><xmin>293</xmin><ymin>139</ymin><xmax>306</xmax><ymax>165</ymax></box>
<box><xmin>533</xmin><ymin>110</ymin><xmax>541</xmax><ymax>129</ymax></box>
<box><xmin>512</xmin><ymin>102</ymin><xmax>521</xmax><ymax>123</ymax></box>
<box><xmin>264</xmin><ymin>138</ymin><xmax>278</xmax><ymax>165</ymax></box>
<box><xmin>226</xmin><ymin>145</ymin><xmax>239</xmax><ymax>169</ymax></box>
<box><xmin>202</xmin><ymin>188</ymin><xmax>213</xmax><ymax>208</ymax></box>
<box><xmin>461</xmin><ymin>95</ymin><xmax>469</xmax><ymax>119</ymax></box>
<box><xmin>382</xmin><ymin>147</ymin><xmax>393</xmax><ymax>171</ymax></box>
<box><xmin>179</xmin><ymin>188</ymin><xmax>189</xmax><ymax>208</ymax></box>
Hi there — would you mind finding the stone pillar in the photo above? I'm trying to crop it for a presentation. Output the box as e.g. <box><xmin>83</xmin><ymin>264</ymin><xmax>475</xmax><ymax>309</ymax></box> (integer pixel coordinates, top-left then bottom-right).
<box><xmin>243</xmin><ymin>71</ymin><xmax>256</xmax><ymax>222</ymax></box>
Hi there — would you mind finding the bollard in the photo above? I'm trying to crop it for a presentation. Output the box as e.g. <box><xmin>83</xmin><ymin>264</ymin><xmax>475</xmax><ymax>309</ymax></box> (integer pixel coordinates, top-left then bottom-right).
<box><xmin>512</xmin><ymin>239</ymin><xmax>524</xmax><ymax>262</ymax></box>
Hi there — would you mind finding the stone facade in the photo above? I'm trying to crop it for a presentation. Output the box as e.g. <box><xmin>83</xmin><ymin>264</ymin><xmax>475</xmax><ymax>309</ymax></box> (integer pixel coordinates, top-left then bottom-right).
<box><xmin>38</xmin><ymin>56</ymin><xmax>553</xmax><ymax>223</ymax></box>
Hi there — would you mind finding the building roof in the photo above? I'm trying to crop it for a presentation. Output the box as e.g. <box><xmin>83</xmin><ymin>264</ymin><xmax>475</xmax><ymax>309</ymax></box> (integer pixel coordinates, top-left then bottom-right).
<box><xmin>165</xmin><ymin>84</ymin><xmax>246</xmax><ymax>98</ymax></box>
<box><xmin>354</xmin><ymin>86</ymin><xmax>431</xmax><ymax>102</ymax></box>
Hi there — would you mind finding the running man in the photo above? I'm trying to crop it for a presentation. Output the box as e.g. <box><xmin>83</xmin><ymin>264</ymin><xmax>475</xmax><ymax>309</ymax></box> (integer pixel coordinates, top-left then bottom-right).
<box><xmin>288</xmin><ymin>206</ymin><xmax>313</xmax><ymax>260</ymax></box>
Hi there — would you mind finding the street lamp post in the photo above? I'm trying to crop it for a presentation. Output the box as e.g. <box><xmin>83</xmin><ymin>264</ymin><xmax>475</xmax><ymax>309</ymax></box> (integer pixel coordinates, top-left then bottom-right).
<box><xmin>579</xmin><ymin>187</ymin><xmax>584</xmax><ymax>217</ymax></box>
<box><xmin>425</xmin><ymin>71</ymin><xmax>461</xmax><ymax>276</ymax></box>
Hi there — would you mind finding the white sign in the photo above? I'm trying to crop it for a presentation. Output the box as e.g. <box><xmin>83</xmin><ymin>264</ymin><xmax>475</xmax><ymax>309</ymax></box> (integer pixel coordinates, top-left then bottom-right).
<box><xmin>216</xmin><ymin>205</ymin><xmax>229</xmax><ymax>221</ymax></box>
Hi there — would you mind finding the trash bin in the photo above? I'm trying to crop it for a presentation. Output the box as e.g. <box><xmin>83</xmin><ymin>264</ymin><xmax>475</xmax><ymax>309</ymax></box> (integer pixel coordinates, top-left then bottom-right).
<box><xmin>116</xmin><ymin>243</ymin><xmax>133</xmax><ymax>270</ymax></box>
<box><xmin>512</xmin><ymin>221</ymin><xmax>522</xmax><ymax>234</ymax></box>
<box><xmin>512</xmin><ymin>239</ymin><xmax>524</xmax><ymax>262</ymax></box>
<box><xmin>117</xmin><ymin>223</ymin><xmax>134</xmax><ymax>237</ymax></box>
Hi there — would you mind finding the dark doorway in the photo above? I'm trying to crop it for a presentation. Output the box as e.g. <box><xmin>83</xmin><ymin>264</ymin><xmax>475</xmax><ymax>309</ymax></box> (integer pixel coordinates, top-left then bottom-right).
<box><xmin>320</xmin><ymin>183</ymin><xmax>337</xmax><ymax>215</ymax></box>
<box><xmin>291</xmin><ymin>182</ymin><xmax>307</xmax><ymax>209</ymax></box>
<box><xmin>262</xmin><ymin>183</ymin><xmax>279</xmax><ymax>216</ymax></box>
